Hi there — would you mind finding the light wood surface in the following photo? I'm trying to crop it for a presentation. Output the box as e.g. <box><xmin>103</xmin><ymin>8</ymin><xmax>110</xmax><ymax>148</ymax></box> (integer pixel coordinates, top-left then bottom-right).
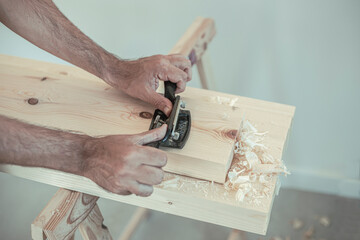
<box><xmin>31</xmin><ymin>188</ymin><xmax>98</xmax><ymax>240</ymax></box>
<box><xmin>79</xmin><ymin>205</ymin><xmax>113</xmax><ymax>240</ymax></box>
<box><xmin>0</xmin><ymin>54</ymin><xmax>240</xmax><ymax>183</ymax></box>
<box><xmin>196</xmin><ymin>51</ymin><xmax>217</xmax><ymax>90</ymax></box>
<box><xmin>0</xmin><ymin>54</ymin><xmax>294</xmax><ymax>234</ymax></box>
<box><xmin>170</xmin><ymin>17</ymin><xmax>216</xmax><ymax>61</ymax></box>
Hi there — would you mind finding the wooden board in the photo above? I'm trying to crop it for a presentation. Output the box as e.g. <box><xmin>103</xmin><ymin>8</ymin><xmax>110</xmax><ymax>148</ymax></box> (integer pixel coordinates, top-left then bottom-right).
<box><xmin>0</xmin><ymin>54</ymin><xmax>241</xmax><ymax>183</ymax></box>
<box><xmin>0</xmin><ymin>54</ymin><xmax>295</xmax><ymax>235</ymax></box>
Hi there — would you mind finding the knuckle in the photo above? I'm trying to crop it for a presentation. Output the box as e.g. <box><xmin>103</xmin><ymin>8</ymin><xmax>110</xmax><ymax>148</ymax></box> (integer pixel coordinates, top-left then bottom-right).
<box><xmin>153</xmin><ymin>98</ymin><xmax>165</xmax><ymax>109</ymax></box>
<box><xmin>158</xmin><ymin>57</ymin><xmax>168</xmax><ymax>68</ymax></box>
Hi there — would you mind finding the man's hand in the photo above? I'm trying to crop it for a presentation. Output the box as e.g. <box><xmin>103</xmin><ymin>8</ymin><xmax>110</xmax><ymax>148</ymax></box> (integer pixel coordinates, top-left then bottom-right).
<box><xmin>0</xmin><ymin>115</ymin><xmax>168</xmax><ymax>197</ymax></box>
<box><xmin>82</xmin><ymin>124</ymin><xmax>168</xmax><ymax>197</ymax></box>
<box><xmin>104</xmin><ymin>54</ymin><xmax>192</xmax><ymax>116</ymax></box>
<box><xmin>0</xmin><ymin>1</ymin><xmax>192</xmax><ymax>115</ymax></box>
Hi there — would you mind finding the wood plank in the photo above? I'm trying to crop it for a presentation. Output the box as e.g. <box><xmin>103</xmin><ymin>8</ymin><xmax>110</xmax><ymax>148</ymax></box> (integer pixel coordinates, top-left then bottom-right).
<box><xmin>0</xmin><ymin>57</ymin><xmax>295</xmax><ymax>235</ymax></box>
<box><xmin>196</xmin><ymin>51</ymin><xmax>217</xmax><ymax>90</ymax></box>
<box><xmin>170</xmin><ymin>17</ymin><xmax>216</xmax><ymax>63</ymax></box>
<box><xmin>31</xmin><ymin>188</ymin><xmax>98</xmax><ymax>240</ymax></box>
<box><xmin>0</xmin><ymin>54</ymin><xmax>241</xmax><ymax>183</ymax></box>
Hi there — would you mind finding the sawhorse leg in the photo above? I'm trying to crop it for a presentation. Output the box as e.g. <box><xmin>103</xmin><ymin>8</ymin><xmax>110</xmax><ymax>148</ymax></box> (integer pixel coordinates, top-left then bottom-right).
<box><xmin>31</xmin><ymin>188</ymin><xmax>148</xmax><ymax>240</ymax></box>
<box><xmin>31</xmin><ymin>188</ymin><xmax>111</xmax><ymax>240</ymax></box>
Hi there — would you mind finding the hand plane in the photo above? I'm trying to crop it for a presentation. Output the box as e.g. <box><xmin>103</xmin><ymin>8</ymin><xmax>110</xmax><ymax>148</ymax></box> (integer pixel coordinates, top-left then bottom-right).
<box><xmin>147</xmin><ymin>81</ymin><xmax>191</xmax><ymax>149</ymax></box>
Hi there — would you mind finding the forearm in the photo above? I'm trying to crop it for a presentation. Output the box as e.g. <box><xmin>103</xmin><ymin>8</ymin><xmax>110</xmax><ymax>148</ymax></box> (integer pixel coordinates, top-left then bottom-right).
<box><xmin>0</xmin><ymin>0</ymin><xmax>117</xmax><ymax>81</ymax></box>
<box><xmin>0</xmin><ymin>115</ymin><xmax>87</xmax><ymax>175</ymax></box>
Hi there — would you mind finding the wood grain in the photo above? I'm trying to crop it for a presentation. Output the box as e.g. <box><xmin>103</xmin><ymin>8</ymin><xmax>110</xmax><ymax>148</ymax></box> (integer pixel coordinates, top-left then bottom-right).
<box><xmin>79</xmin><ymin>205</ymin><xmax>113</xmax><ymax>240</ymax></box>
<box><xmin>0</xmin><ymin>54</ymin><xmax>242</xmax><ymax>183</ymax></box>
<box><xmin>31</xmin><ymin>188</ymin><xmax>98</xmax><ymax>240</ymax></box>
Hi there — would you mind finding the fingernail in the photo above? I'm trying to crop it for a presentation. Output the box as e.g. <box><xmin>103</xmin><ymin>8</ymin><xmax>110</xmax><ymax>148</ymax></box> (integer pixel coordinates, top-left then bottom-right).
<box><xmin>164</xmin><ymin>106</ymin><xmax>171</xmax><ymax>115</ymax></box>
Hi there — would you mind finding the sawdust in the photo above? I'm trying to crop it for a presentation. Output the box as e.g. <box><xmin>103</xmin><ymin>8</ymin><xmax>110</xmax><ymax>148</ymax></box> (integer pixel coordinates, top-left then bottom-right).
<box><xmin>157</xmin><ymin>102</ymin><xmax>289</xmax><ymax>205</ymax></box>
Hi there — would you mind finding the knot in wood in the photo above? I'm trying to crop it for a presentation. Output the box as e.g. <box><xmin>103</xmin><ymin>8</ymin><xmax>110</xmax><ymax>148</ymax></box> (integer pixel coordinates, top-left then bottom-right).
<box><xmin>27</xmin><ymin>98</ymin><xmax>39</xmax><ymax>105</ymax></box>
<box><xmin>188</xmin><ymin>49</ymin><xmax>197</xmax><ymax>66</ymax></box>
<box><xmin>41</xmin><ymin>77</ymin><xmax>47</xmax><ymax>81</ymax></box>
<box><xmin>139</xmin><ymin>111</ymin><xmax>153</xmax><ymax>119</ymax></box>
<box><xmin>225</xmin><ymin>129</ymin><xmax>237</xmax><ymax>140</ymax></box>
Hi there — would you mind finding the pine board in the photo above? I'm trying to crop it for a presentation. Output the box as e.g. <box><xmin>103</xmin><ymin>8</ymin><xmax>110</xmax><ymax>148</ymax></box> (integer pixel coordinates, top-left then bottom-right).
<box><xmin>0</xmin><ymin>55</ymin><xmax>295</xmax><ymax>234</ymax></box>
<box><xmin>0</xmin><ymin>54</ymin><xmax>244</xmax><ymax>183</ymax></box>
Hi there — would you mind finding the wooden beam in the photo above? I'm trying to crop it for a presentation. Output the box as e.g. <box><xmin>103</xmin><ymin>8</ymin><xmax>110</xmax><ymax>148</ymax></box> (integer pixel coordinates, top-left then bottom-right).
<box><xmin>31</xmin><ymin>188</ymin><xmax>98</xmax><ymax>240</ymax></box>
<box><xmin>79</xmin><ymin>205</ymin><xmax>113</xmax><ymax>240</ymax></box>
<box><xmin>170</xmin><ymin>17</ymin><xmax>216</xmax><ymax>63</ymax></box>
<box><xmin>196</xmin><ymin>50</ymin><xmax>216</xmax><ymax>90</ymax></box>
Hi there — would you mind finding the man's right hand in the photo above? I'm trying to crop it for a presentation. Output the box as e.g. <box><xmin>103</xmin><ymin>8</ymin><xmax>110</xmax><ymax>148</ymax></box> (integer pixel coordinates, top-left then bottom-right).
<box><xmin>82</xmin><ymin>124</ymin><xmax>168</xmax><ymax>197</ymax></box>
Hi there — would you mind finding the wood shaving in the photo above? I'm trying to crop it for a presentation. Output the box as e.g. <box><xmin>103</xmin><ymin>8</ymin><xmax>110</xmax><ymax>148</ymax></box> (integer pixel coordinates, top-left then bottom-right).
<box><xmin>319</xmin><ymin>216</ymin><xmax>331</xmax><ymax>227</ymax></box>
<box><xmin>211</xmin><ymin>96</ymin><xmax>239</xmax><ymax>106</ymax></box>
<box><xmin>225</xmin><ymin>119</ymin><xmax>289</xmax><ymax>204</ymax></box>
<box><xmin>291</xmin><ymin>218</ymin><xmax>304</xmax><ymax>230</ymax></box>
<box><xmin>157</xmin><ymin>115</ymin><xmax>288</xmax><ymax>206</ymax></box>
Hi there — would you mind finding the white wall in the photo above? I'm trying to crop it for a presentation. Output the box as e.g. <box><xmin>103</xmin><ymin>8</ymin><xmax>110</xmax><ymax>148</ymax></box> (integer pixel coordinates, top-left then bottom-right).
<box><xmin>0</xmin><ymin>0</ymin><xmax>359</xmax><ymax>198</ymax></box>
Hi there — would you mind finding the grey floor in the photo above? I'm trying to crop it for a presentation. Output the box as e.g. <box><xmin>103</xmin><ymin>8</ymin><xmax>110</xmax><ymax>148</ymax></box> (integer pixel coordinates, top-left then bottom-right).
<box><xmin>0</xmin><ymin>173</ymin><xmax>359</xmax><ymax>240</ymax></box>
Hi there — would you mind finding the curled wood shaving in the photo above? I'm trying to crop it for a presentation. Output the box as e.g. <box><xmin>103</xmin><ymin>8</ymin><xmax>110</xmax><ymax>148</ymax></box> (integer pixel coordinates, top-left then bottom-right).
<box><xmin>226</xmin><ymin>119</ymin><xmax>289</xmax><ymax>203</ymax></box>
<box><xmin>211</xmin><ymin>96</ymin><xmax>239</xmax><ymax>106</ymax></box>
<box><xmin>157</xmin><ymin>113</ymin><xmax>288</xmax><ymax>206</ymax></box>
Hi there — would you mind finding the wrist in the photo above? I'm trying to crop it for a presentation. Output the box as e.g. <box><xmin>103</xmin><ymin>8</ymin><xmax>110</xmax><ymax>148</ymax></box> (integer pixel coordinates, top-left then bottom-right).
<box><xmin>81</xmin><ymin>135</ymin><xmax>102</xmax><ymax>178</ymax></box>
<box><xmin>101</xmin><ymin>52</ymin><xmax>126</xmax><ymax>89</ymax></box>
<box><xmin>101</xmin><ymin>54</ymin><xmax>140</xmax><ymax>91</ymax></box>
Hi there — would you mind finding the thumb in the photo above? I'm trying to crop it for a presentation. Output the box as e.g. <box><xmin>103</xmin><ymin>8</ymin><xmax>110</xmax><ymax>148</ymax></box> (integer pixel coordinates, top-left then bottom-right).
<box><xmin>133</xmin><ymin>124</ymin><xmax>168</xmax><ymax>145</ymax></box>
<box><xmin>147</xmin><ymin>91</ymin><xmax>173</xmax><ymax>116</ymax></box>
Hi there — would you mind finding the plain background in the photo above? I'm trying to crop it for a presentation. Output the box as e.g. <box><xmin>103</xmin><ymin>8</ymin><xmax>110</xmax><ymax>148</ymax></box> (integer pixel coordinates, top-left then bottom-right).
<box><xmin>0</xmin><ymin>0</ymin><xmax>359</xmax><ymax>238</ymax></box>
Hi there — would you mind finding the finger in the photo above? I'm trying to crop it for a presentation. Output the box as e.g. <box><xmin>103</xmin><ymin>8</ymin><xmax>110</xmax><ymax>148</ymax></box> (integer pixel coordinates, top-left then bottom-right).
<box><xmin>175</xmin><ymin>79</ymin><xmax>186</xmax><ymax>94</ymax></box>
<box><xmin>167</xmin><ymin>54</ymin><xmax>192</xmax><ymax>81</ymax></box>
<box><xmin>132</xmin><ymin>124</ymin><xmax>167</xmax><ymax>145</ymax></box>
<box><xmin>128</xmin><ymin>181</ymin><xmax>154</xmax><ymax>197</ymax></box>
<box><xmin>146</xmin><ymin>90</ymin><xmax>173</xmax><ymax>115</ymax></box>
<box><xmin>157</xmin><ymin>65</ymin><xmax>188</xmax><ymax>89</ymax></box>
<box><xmin>136</xmin><ymin>165</ymin><xmax>164</xmax><ymax>185</ymax></box>
<box><xmin>138</xmin><ymin>147</ymin><xmax>167</xmax><ymax>167</ymax></box>
<box><xmin>114</xmin><ymin>190</ymin><xmax>132</xmax><ymax>196</ymax></box>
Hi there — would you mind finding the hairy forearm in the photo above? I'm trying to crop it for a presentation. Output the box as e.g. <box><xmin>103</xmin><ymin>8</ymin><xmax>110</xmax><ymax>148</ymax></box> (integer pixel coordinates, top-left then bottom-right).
<box><xmin>0</xmin><ymin>115</ymin><xmax>88</xmax><ymax>175</ymax></box>
<box><xmin>0</xmin><ymin>0</ymin><xmax>118</xmax><ymax>81</ymax></box>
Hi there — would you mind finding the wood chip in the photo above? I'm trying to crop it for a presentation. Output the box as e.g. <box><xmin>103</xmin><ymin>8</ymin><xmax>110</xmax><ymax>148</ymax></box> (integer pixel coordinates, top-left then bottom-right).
<box><xmin>291</xmin><ymin>218</ymin><xmax>304</xmax><ymax>230</ymax></box>
<box><xmin>319</xmin><ymin>216</ymin><xmax>331</xmax><ymax>227</ymax></box>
